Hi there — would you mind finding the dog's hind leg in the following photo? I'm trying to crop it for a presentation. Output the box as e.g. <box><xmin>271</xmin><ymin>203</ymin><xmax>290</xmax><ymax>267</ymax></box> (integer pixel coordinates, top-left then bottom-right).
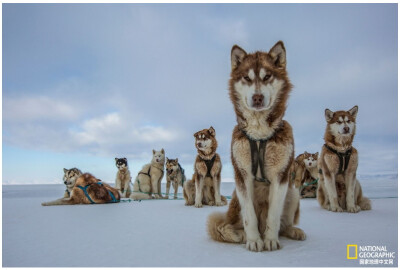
<box><xmin>279</xmin><ymin>187</ymin><xmax>306</xmax><ymax>241</ymax></box>
<box><xmin>42</xmin><ymin>197</ymin><xmax>77</xmax><ymax>206</ymax></box>
<box><xmin>130</xmin><ymin>177</ymin><xmax>152</xmax><ymax>200</ymax></box>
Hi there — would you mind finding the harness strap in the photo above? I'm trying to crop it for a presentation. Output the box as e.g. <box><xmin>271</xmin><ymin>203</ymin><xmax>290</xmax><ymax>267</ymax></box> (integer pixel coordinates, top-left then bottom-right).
<box><xmin>324</xmin><ymin>144</ymin><xmax>352</xmax><ymax>174</ymax></box>
<box><xmin>202</xmin><ymin>155</ymin><xmax>216</xmax><ymax>177</ymax></box>
<box><xmin>77</xmin><ymin>182</ymin><xmax>119</xmax><ymax>204</ymax></box>
<box><xmin>247</xmin><ymin>135</ymin><xmax>270</xmax><ymax>184</ymax></box>
<box><xmin>77</xmin><ymin>184</ymin><xmax>96</xmax><ymax>204</ymax></box>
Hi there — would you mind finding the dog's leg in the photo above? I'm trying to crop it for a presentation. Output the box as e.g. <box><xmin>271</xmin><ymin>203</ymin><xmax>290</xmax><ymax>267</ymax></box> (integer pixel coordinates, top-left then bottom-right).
<box><xmin>165</xmin><ymin>180</ymin><xmax>171</xmax><ymax>199</ymax></box>
<box><xmin>344</xmin><ymin>172</ymin><xmax>360</xmax><ymax>213</ymax></box>
<box><xmin>157</xmin><ymin>175</ymin><xmax>162</xmax><ymax>198</ymax></box>
<box><xmin>235</xmin><ymin>180</ymin><xmax>264</xmax><ymax>252</ymax></box>
<box><xmin>194</xmin><ymin>176</ymin><xmax>205</xmax><ymax>208</ymax></box>
<box><xmin>122</xmin><ymin>179</ymin><xmax>130</xmax><ymax>198</ymax></box>
<box><xmin>263</xmin><ymin>180</ymin><xmax>288</xmax><ymax>251</ymax></box>
<box><xmin>42</xmin><ymin>197</ymin><xmax>77</xmax><ymax>206</ymax></box>
<box><xmin>323</xmin><ymin>172</ymin><xmax>343</xmax><ymax>212</ymax></box>
<box><xmin>212</xmin><ymin>176</ymin><xmax>223</xmax><ymax>206</ymax></box>
<box><xmin>151</xmin><ymin>175</ymin><xmax>161</xmax><ymax>199</ymax></box>
<box><xmin>173</xmin><ymin>181</ymin><xmax>178</xmax><ymax>199</ymax></box>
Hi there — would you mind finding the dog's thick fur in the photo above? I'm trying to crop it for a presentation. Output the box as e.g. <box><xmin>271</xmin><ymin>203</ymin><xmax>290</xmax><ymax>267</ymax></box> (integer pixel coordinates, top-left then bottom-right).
<box><xmin>62</xmin><ymin>168</ymin><xmax>82</xmax><ymax>198</ymax></box>
<box><xmin>165</xmin><ymin>158</ymin><xmax>186</xmax><ymax>199</ymax></box>
<box><xmin>115</xmin><ymin>157</ymin><xmax>132</xmax><ymax>198</ymax></box>
<box><xmin>207</xmin><ymin>42</ymin><xmax>305</xmax><ymax>252</ymax></box>
<box><xmin>42</xmin><ymin>173</ymin><xmax>120</xmax><ymax>206</ymax></box>
<box><xmin>317</xmin><ymin>106</ymin><xmax>371</xmax><ymax>212</ymax></box>
<box><xmin>130</xmin><ymin>149</ymin><xmax>165</xmax><ymax>200</ymax></box>
<box><xmin>184</xmin><ymin>127</ymin><xmax>227</xmax><ymax>208</ymax></box>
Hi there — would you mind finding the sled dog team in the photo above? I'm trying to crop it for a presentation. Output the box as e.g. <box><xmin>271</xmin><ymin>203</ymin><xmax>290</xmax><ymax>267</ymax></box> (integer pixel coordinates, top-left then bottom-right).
<box><xmin>42</xmin><ymin>41</ymin><xmax>371</xmax><ymax>252</ymax></box>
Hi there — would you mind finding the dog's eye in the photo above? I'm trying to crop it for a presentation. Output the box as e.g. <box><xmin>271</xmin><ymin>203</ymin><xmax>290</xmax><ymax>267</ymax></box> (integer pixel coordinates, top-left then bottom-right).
<box><xmin>347</xmin><ymin>120</ymin><xmax>351</xmax><ymax>123</ymax></box>
<box><xmin>337</xmin><ymin>121</ymin><xmax>342</xmax><ymax>124</ymax></box>
<box><xmin>263</xmin><ymin>74</ymin><xmax>271</xmax><ymax>81</ymax></box>
<box><xmin>243</xmin><ymin>76</ymin><xmax>251</xmax><ymax>82</ymax></box>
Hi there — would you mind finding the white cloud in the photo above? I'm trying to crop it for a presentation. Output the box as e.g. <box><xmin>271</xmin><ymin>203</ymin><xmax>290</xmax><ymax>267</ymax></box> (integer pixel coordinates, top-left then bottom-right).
<box><xmin>3</xmin><ymin>96</ymin><xmax>80</xmax><ymax>122</ymax></box>
<box><xmin>72</xmin><ymin>112</ymin><xmax>179</xmax><ymax>147</ymax></box>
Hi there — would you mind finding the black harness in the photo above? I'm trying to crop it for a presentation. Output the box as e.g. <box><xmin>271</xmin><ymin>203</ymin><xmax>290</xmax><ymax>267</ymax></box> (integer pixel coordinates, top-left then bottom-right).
<box><xmin>137</xmin><ymin>165</ymin><xmax>164</xmax><ymax>192</ymax></box>
<box><xmin>324</xmin><ymin>144</ymin><xmax>353</xmax><ymax>174</ymax></box>
<box><xmin>242</xmin><ymin>130</ymin><xmax>271</xmax><ymax>184</ymax></box>
<box><xmin>202</xmin><ymin>155</ymin><xmax>216</xmax><ymax>177</ymax></box>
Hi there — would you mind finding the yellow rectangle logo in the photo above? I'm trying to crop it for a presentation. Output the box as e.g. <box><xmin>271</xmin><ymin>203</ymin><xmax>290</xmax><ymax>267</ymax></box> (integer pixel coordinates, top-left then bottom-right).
<box><xmin>347</xmin><ymin>245</ymin><xmax>358</xmax><ymax>259</ymax></box>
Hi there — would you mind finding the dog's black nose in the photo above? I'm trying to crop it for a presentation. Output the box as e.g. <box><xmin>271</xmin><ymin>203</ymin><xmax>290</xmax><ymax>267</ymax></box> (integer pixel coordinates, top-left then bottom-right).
<box><xmin>252</xmin><ymin>94</ymin><xmax>264</xmax><ymax>107</ymax></box>
<box><xmin>64</xmin><ymin>181</ymin><xmax>67</xmax><ymax>184</ymax></box>
<box><xmin>343</xmin><ymin>126</ymin><xmax>350</xmax><ymax>133</ymax></box>
<box><xmin>197</xmin><ymin>143</ymin><xmax>202</xmax><ymax>148</ymax></box>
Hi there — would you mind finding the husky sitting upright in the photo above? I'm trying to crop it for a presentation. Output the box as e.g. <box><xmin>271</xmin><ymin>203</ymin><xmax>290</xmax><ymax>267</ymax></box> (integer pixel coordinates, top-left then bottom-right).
<box><xmin>62</xmin><ymin>168</ymin><xmax>82</xmax><ymax>198</ymax></box>
<box><xmin>165</xmin><ymin>158</ymin><xmax>186</xmax><ymax>199</ymax></box>
<box><xmin>130</xmin><ymin>149</ymin><xmax>165</xmax><ymax>200</ymax></box>
<box><xmin>299</xmin><ymin>152</ymin><xmax>319</xmax><ymax>198</ymax></box>
<box><xmin>184</xmin><ymin>127</ymin><xmax>227</xmax><ymax>208</ymax></box>
<box><xmin>115</xmin><ymin>157</ymin><xmax>132</xmax><ymax>198</ymax></box>
<box><xmin>317</xmin><ymin>106</ymin><xmax>371</xmax><ymax>212</ymax></box>
<box><xmin>207</xmin><ymin>41</ymin><xmax>305</xmax><ymax>252</ymax></box>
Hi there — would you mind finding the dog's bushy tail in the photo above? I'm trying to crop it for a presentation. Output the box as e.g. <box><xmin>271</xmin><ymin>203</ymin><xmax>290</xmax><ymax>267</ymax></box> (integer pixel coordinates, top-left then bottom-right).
<box><xmin>207</xmin><ymin>212</ymin><xmax>245</xmax><ymax>244</ymax></box>
<box><xmin>358</xmin><ymin>196</ymin><xmax>372</xmax><ymax>211</ymax></box>
<box><xmin>130</xmin><ymin>192</ymin><xmax>152</xmax><ymax>200</ymax></box>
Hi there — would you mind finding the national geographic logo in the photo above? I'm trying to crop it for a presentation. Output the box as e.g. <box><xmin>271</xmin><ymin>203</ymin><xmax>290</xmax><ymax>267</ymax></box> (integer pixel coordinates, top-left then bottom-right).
<box><xmin>347</xmin><ymin>245</ymin><xmax>358</xmax><ymax>259</ymax></box>
<box><xmin>347</xmin><ymin>245</ymin><xmax>395</xmax><ymax>265</ymax></box>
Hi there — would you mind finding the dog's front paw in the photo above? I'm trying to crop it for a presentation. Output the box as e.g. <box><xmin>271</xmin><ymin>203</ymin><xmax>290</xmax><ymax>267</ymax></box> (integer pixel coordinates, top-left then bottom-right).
<box><xmin>264</xmin><ymin>238</ymin><xmax>281</xmax><ymax>251</ymax></box>
<box><xmin>41</xmin><ymin>202</ymin><xmax>49</xmax><ymax>206</ymax></box>
<box><xmin>215</xmin><ymin>201</ymin><xmax>225</xmax><ymax>206</ymax></box>
<box><xmin>347</xmin><ymin>205</ymin><xmax>361</xmax><ymax>213</ymax></box>
<box><xmin>329</xmin><ymin>205</ymin><xmax>343</xmax><ymax>212</ymax></box>
<box><xmin>164</xmin><ymin>195</ymin><xmax>169</xmax><ymax>199</ymax></box>
<box><xmin>194</xmin><ymin>202</ymin><xmax>203</xmax><ymax>208</ymax></box>
<box><xmin>208</xmin><ymin>200</ymin><xmax>215</xmax><ymax>206</ymax></box>
<box><xmin>173</xmin><ymin>196</ymin><xmax>177</xmax><ymax>199</ymax></box>
<box><xmin>246</xmin><ymin>238</ymin><xmax>264</xmax><ymax>252</ymax></box>
<box><xmin>153</xmin><ymin>194</ymin><xmax>162</xmax><ymax>199</ymax></box>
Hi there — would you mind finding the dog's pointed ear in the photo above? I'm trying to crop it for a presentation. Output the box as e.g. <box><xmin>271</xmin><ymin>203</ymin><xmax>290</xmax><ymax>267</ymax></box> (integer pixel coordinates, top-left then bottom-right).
<box><xmin>325</xmin><ymin>109</ymin><xmax>334</xmax><ymax>122</ymax></box>
<box><xmin>115</xmin><ymin>158</ymin><xmax>118</xmax><ymax>161</ymax></box>
<box><xmin>63</xmin><ymin>168</ymin><xmax>68</xmax><ymax>173</ymax></box>
<box><xmin>161</xmin><ymin>148</ymin><xmax>165</xmax><ymax>154</ymax></box>
<box><xmin>304</xmin><ymin>151</ymin><xmax>307</xmax><ymax>155</ymax></box>
<box><xmin>348</xmin><ymin>105</ymin><xmax>358</xmax><ymax>118</ymax></box>
<box><xmin>208</xmin><ymin>126</ymin><xmax>216</xmax><ymax>136</ymax></box>
<box><xmin>231</xmin><ymin>45</ymin><xmax>247</xmax><ymax>71</ymax></box>
<box><xmin>123</xmin><ymin>158</ymin><xmax>127</xmax><ymax>161</ymax></box>
<box><xmin>315</xmin><ymin>152</ymin><xmax>319</xmax><ymax>157</ymax></box>
<box><xmin>166</xmin><ymin>157</ymin><xmax>169</xmax><ymax>162</ymax></box>
<box><xmin>152</xmin><ymin>149</ymin><xmax>156</xmax><ymax>155</ymax></box>
<box><xmin>269</xmin><ymin>41</ymin><xmax>286</xmax><ymax>69</ymax></box>
<box><xmin>193</xmin><ymin>131</ymin><xmax>198</xmax><ymax>138</ymax></box>
<box><xmin>175</xmin><ymin>158</ymin><xmax>178</xmax><ymax>162</ymax></box>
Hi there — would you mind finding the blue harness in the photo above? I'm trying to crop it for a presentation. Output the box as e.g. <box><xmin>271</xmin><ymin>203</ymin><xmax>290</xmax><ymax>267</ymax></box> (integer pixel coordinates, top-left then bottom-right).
<box><xmin>77</xmin><ymin>182</ymin><xmax>119</xmax><ymax>204</ymax></box>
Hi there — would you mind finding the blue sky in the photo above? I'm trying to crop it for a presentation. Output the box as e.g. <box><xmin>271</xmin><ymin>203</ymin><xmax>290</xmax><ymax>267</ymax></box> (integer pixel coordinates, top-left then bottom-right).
<box><xmin>3</xmin><ymin>4</ymin><xmax>398</xmax><ymax>184</ymax></box>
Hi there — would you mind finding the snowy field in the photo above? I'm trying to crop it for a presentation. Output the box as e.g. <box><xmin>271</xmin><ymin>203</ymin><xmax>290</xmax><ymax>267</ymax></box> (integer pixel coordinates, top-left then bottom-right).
<box><xmin>3</xmin><ymin>177</ymin><xmax>398</xmax><ymax>267</ymax></box>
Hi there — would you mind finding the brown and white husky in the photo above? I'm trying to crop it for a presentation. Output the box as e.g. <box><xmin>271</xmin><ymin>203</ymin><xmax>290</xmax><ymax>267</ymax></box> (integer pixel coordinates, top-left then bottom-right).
<box><xmin>183</xmin><ymin>127</ymin><xmax>227</xmax><ymax>207</ymax></box>
<box><xmin>207</xmin><ymin>41</ymin><xmax>305</xmax><ymax>252</ymax></box>
<box><xmin>317</xmin><ymin>106</ymin><xmax>371</xmax><ymax>212</ymax></box>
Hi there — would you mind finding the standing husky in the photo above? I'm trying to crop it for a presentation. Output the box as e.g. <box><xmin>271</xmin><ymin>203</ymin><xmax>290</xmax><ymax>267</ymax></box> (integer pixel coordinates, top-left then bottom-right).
<box><xmin>317</xmin><ymin>106</ymin><xmax>371</xmax><ymax>212</ymax></box>
<box><xmin>130</xmin><ymin>149</ymin><xmax>165</xmax><ymax>200</ymax></box>
<box><xmin>42</xmin><ymin>173</ymin><xmax>120</xmax><ymax>206</ymax></box>
<box><xmin>165</xmin><ymin>158</ymin><xmax>186</xmax><ymax>199</ymax></box>
<box><xmin>207</xmin><ymin>41</ymin><xmax>305</xmax><ymax>252</ymax></box>
<box><xmin>115</xmin><ymin>157</ymin><xmax>132</xmax><ymax>198</ymax></box>
<box><xmin>62</xmin><ymin>168</ymin><xmax>82</xmax><ymax>198</ymax></box>
<box><xmin>185</xmin><ymin>127</ymin><xmax>227</xmax><ymax>208</ymax></box>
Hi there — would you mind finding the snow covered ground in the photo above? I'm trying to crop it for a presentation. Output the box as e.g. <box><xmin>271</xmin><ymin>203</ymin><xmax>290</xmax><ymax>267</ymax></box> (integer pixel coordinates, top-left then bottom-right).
<box><xmin>2</xmin><ymin>178</ymin><xmax>398</xmax><ymax>267</ymax></box>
